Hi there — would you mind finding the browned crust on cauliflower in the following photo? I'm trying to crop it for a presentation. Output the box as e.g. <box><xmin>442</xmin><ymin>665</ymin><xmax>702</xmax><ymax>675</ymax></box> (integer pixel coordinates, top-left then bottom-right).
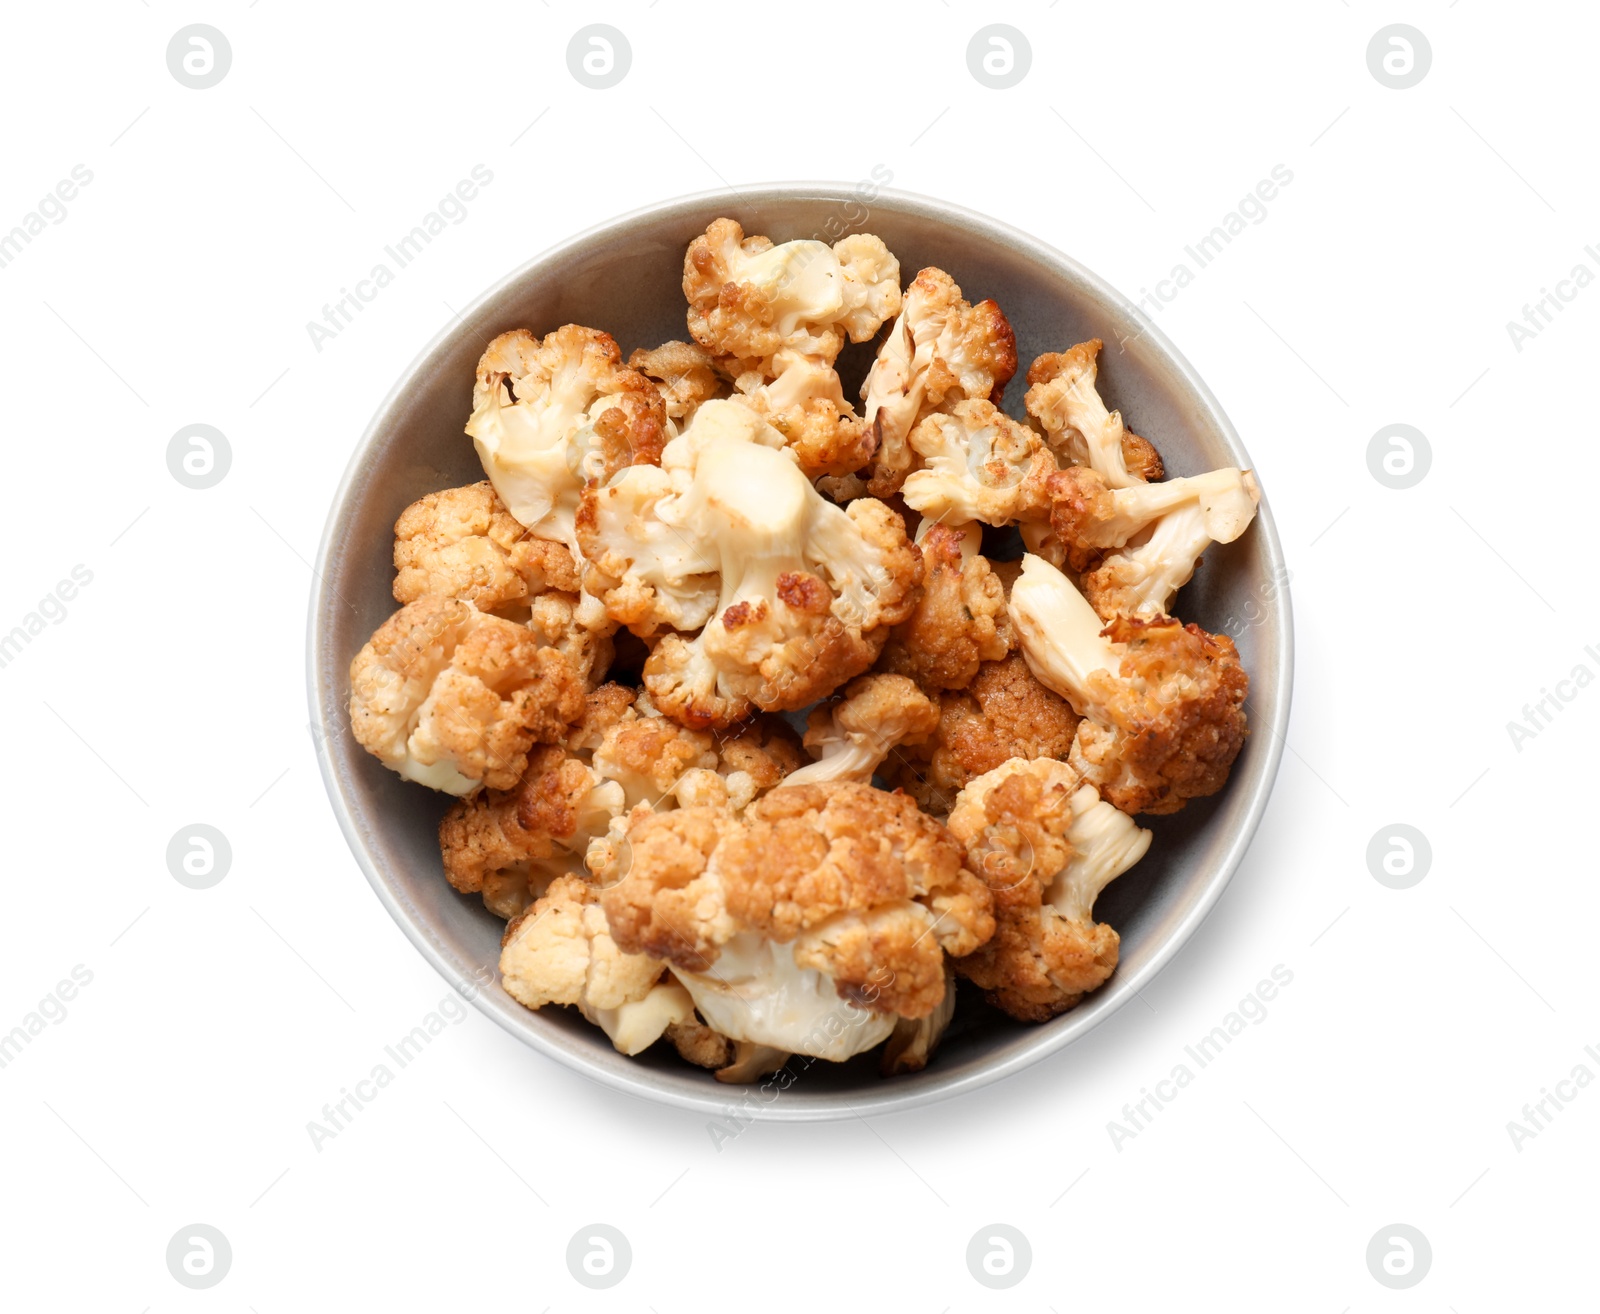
<box><xmin>602</xmin><ymin>783</ymin><xmax>993</xmax><ymax>1018</ymax></box>
<box><xmin>948</xmin><ymin>763</ymin><xmax>1118</xmax><ymax>1022</ymax></box>
<box><xmin>1071</xmin><ymin>617</ymin><xmax>1249</xmax><ymax>815</ymax></box>
<box><xmin>889</xmin><ymin>654</ymin><xmax>1081</xmax><ymax>813</ymax></box>
<box><xmin>348</xmin><ymin>597</ymin><xmax>585</xmax><ymax>794</ymax></box>
<box><xmin>628</xmin><ymin>340</ymin><xmax>726</xmax><ymax>422</ymax></box>
<box><xmin>437</xmin><ymin>745</ymin><xmax>563</xmax><ymax>893</ymax></box>
<box><xmin>393</xmin><ymin>481</ymin><xmax>582</xmax><ymax>613</ymax></box>
<box><xmin>877</xmin><ymin>523</ymin><xmax>1009</xmax><ymax>691</ymax></box>
<box><xmin>1024</xmin><ymin>342</ymin><xmax>1164</xmax><ymax>483</ymax></box>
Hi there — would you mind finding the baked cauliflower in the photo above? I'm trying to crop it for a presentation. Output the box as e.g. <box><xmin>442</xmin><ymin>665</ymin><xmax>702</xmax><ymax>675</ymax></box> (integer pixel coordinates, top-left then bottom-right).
<box><xmin>499</xmin><ymin>875</ymin><xmax>696</xmax><ymax>1055</ymax></box>
<box><xmin>786</xmin><ymin>673</ymin><xmax>940</xmax><ymax>786</ymax></box>
<box><xmin>851</xmin><ymin>267</ymin><xmax>1018</xmax><ymax>498</ymax></box>
<box><xmin>683</xmin><ymin>218</ymin><xmax>901</xmax><ymax>370</ymax></box>
<box><xmin>348</xmin><ymin>597</ymin><xmax>585</xmax><ymax>795</ymax></box>
<box><xmin>948</xmin><ymin>759</ymin><xmax>1151</xmax><ymax>1021</ymax></box>
<box><xmin>583</xmin><ymin>399</ymin><xmax>922</xmax><ymax>727</ymax></box>
<box><xmin>627</xmin><ymin>339</ymin><xmax>727</xmax><ymax>430</ymax></box>
<box><xmin>877</xmin><ymin>522</ymin><xmax>1010</xmax><ymax>692</ymax></box>
<box><xmin>1052</xmin><ymin>466</ymin><xmax>1262</xmax><ymax>620</ymax></box>
<box><xmin>439</xmin><ymin>683</ymin><xmax>801</xmax><ymax>917</ymax></box>
<box><xmin>728</xmin><ymin>353</ymin><xmax>876</xmax><ymax>479</ymax></box>
<box><xmin>901</xmin><ymin>399</ymin><xmax>1057</xmax><ymax>527</ymax></box>
<box><xmin>599</xmin><ymin>783</ymin><xmax>993</xmax><ymax>1061</ymax></box>
<box><xmin>1025</xmin><ymin>340</ymin><xmax>1164</xmax><ymax>489</ymax></box>
<box><xmin>466</xmin><ymin>325</ymin><xmax>668</xmax><ymax>549</ymax></box>
<box><xmin>1008</xmin><ymin>554</ymin><xmax>1249</xmax><ymax>815</ymax></box>
<box><xmin>887</xmin><ymin>652</ymin><xmax>1081</xmax><ymax>814</ymax></box>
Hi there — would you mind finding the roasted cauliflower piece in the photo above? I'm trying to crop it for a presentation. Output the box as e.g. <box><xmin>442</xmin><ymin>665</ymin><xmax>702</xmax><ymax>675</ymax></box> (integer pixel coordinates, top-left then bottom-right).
<box><xmin>392</xmin><ymin>481</ymin><xmax>581</xmax><ymax>614</ymax></box>
<box><xmin>1025</xmin><ymin>340</ymin><xmax>1164</xmax><ymax>489</ymax></box>
<box><xmin>948</xmin><ymin>759</ymin><xmax>1151</xmax><ymax>1021</ymax></box>
<box><xmin>499</xmin><ymin>876</ymin><xmax>696</xmax><ymax>1055</ymax></box>
<box><xmin>599</xmin><ymin>783</ymin><xmax>994</xmax><ymax>1061</ymax></box>
<box><xmin>877</xmin><ymin>522</ymin><xmax>1010</xmax><ymax>692</ymax></box>
<box><xmin>786</xmin><ymin>674</ymin><xmax>939</xmax><ymax>786</ymax></box>
<box><xmin>584</xmin><ymin>399</ymin><xmax>922</xmax><ymax>728</ymax></box>
<box><xmin>901</xmin><ymin>399</ymin><xmax>1057</xmax><ymax>527</ymax></box>
<box><xmin>682</xmin><ymin>218</ymin><xmax>901</xmax><ymax>370</ymax></box>
<box><xmin>628</xmin><ymin>340</ymin><xmax>727</xmax><ymax>429</ymax></box>
<box><xmin>888</xmin><ymin>652</ymin><xmax>1081</xmax><ymax>813</ymax></box>
<box><xmin>348</xmin><ymin>597</ymin><xmax>584</xmax><ymax>796</ymax></box>
<box><xmin>880</xmin><ymin>965</ymin><xmax>958</xmax><ymax>1076</ymax></box>
<box><xmin>852</xmin><ymin>267</ymin><xmax>1018</xmax><ymax>498</ymax></box>
<box><xmin>729</xmin><ymin>353</ymin><xmax>876</xmax><ymax>479</ymax></box>
<box><xmin>1009</xmin><ymin>554</ymin><xmax>1249</xmax><ymax>815</ymax></box>
<box><xmin>441</xmin><ymin>682</ymin><xmax>802</xmax><ymax>917</ymax></box>
<box><xmin>1059</xmin><ymin>467</ymin><xmax>1262</xmax><ymax>620</ymax></box>
<box><xmin>466</xmin><ymin>325</ymin><xmax>668</xmax><ymax>549</ymax></box>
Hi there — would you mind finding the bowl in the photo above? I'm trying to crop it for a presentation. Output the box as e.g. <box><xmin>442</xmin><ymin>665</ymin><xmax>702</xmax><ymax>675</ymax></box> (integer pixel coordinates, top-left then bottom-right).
<box><xmin>307</xmin><ymin>183</ymin><xmax>1293</xmax><ymax>1120</ymax></box>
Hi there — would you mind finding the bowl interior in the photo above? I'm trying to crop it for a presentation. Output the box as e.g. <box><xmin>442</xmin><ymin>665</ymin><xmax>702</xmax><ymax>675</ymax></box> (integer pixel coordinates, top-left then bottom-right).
<box><xmin>309</xmin><ymin>185</ymin><xmax>1291</xmax><ymax>1119</ymax></box>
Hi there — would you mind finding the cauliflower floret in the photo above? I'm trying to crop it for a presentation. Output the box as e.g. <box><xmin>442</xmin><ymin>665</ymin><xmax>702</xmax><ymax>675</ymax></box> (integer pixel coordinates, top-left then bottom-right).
<box><xmin>576</xmin><ymin>399</ymin><xmax>770</xmax><ymax>637</ymax></box>
<box><xmin>466</xmin><ymin>326</ymin><xmax>668</xmax><ymax>550</ymax></box>
<box><xmin>729</xmin><ymin>352</ymin><xmax>876</xmax><ymax>478</ymax></box>
<box><xmin>901</xmin><ymin>399</ymin><xmax>1057</xmax><ymax>527</ymax></box>
<box><xmin>1025</xmin><ymin>340</ymin><xmax>1164</xmax><ymax>489</ymax></box>
<box><xmin>601</xmin><ymin>783</ymin><xmax>994</xmax><ymax>1060</ymax></box>
<box><xmin>787</xmin><ymin>674</ymin><xmax>940</xmax><ymax>786</ymax></box>
<box><xmin>628</xmin><ymin>340</ymin><xmax>728</xmax><ymax>429</ymax></box>
<box><xmin>392</xmin><ymin>481</ymin><xmax>582</xmax><ymax>615</ymax></box>
<box><xmin>499</xmin><ymin>876</ymin><xmax>695</xmax><ymax>1055</ymax></box>
<box><xmin>948</xmin><ymin>759</ymin><xmax>1151</xmax><ymax>1021</ymax></box>
<box><xmin>846</xmin><ymin>267</ymin><xmax>1018</xmax><ymax>499</ymax></box>
<box><xmin>1009</xmin><ymin>554</ymin><xmax>1249</xmax><ymax>815</ymax></box>
<box><xmin>584</xmin><ymin>400</ymin><xmax>921</xmax><ymax>727</ymax></box>
<box><xmin>877</xmin><ymin>522</ymin><xmax>1010</xmax><ymax>692</ymax></box>
<box><xmin>880</xmin><ymin>965</ymin><xmax>958</xmax><ymax>1076</ymax></box>
<box><xmin>524</xmin><ymin>590</ymin><xmax>615</xmax><ymax>689</ymax></box>
<box><xmin>682</xmin><ymin>218</ymin><xmax>902</xmax><ymax>369</ymax></box>
<box><xmin>1046</xmin><ymin>466</ymin><xmax>1261</xmax><ymax>620</ymax></box>
<box><xmin>443</xmin><ymin>683</ymin><xmax>802</xmax><ymax>916</ymax></box>
<box><xmin>348</xmin><ymin>597</ymin><xmax>584</xmax><ymax>795</ymax></box>
<box><xmin>888</xmin><ymin>652</ymin><xmax>1081</xmax><ymax>813</ymax></box>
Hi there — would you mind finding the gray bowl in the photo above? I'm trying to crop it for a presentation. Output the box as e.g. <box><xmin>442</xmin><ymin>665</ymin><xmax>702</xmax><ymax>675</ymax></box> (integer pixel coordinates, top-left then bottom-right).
<box><xmin>307</xmin><ymin>183</ymin><xmax>1293</xmax><ymax>1120</ymax></box>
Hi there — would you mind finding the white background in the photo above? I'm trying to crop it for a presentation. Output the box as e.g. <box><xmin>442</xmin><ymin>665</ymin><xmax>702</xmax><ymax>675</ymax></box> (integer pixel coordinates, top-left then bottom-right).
<box><xmin>2</xmin><ymin>2</ymin><xmax>1593</xmax><ymax>1307</ymax></box>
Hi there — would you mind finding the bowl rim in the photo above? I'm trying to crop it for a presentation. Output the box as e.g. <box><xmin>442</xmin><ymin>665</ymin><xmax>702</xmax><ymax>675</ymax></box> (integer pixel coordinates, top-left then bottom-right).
<box><xmin>307</xmin><ymin>181</ymin><xmax>1295</xmax><ymax>1122</ymax></box>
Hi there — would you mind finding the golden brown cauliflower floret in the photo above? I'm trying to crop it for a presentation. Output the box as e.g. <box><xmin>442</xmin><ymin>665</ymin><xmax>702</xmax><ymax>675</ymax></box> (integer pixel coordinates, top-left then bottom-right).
<box><xmin>948</xmin><ymin>759</ymin><xmax>1151</xmax><ymax>1022</ymax></box>
<box><xmin>601</xmin><ymin>783</ymin><xmax>993</xmax><ymax>1060</ymax></box>
<box><xmin>787</xmin><ymin>673</ymin><xmax>940</xmax><ymax>786</ymax></box>
<box><xmin>877</xmin><ymin>522</ymin><xmax>1010</xmax><ymax>692</ymax></box>
<box><xmin>888</xmin><ymin>653</ymin><xmax>1081</xmax><ymax>813</ymax></box>
<box><xmin>466</xmin><ymin>326</ymin><xmax>668</xmax><ymax>550</ymax></box>
<box><xmin>499</xmin><ymin>876</ymin><xmax>696</xmax><ymax>1055</ymax></box>
<box><xmin>728</xmin><ymin>354</ymin><xmax>877</xmax><ymax>479</ymax></box>
<box><xmin>1045</xmin><ymin>464</ymin><xmax>1261</xmax><ymax>621</ymax></box>
<box><xmin>628</xmin><ymin>340</ymin><xmax>728</xmax><ymax>428</ymax></box>
<box><xmin>682</xmin><ymin>219</ymin><xmax>901</xmax><ymax>370</ymax></box>
<box><xmin>901</xmin><ymin>399</ymin><xmax>1057</xmax><ymax>527</ymax></box>
<box><xmin>392</xmin><ymin>481</ymin><xmax>582</xmax><ymax>614</ymax></box>
<box><xmin>1009</xmin><ymin>554</ymin><xmax>1249</xmax><ymax>815</ymax></box>
<box><xmin>437</xmin><ymin>744</ymin><xmax>572</xmax><ymax>918</ymax></box>
<box><xmin>583</xmin><ymin>400</ymin><xmax>922</xmax><ymax>728</ymax></box>
<box><xmin>845</xmin><ymin>267</ymin><xmax>1018</xmax><ymax>500</ymax></box>
<box><xmin>348</xmin><ymin>597</ymin><xmax>585</xmax><ymax>796</ymax></box>
<box><xmin>1025</xmin><ymin>341</ymin><xmax>1164</xmax><ymax>489</ymax></box>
